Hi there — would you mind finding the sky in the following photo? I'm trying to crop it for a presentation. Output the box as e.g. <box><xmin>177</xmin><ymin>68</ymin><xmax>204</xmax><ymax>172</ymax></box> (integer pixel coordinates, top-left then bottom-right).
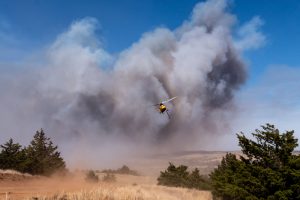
<box><xmin>1</xmin><ymin>0</ymin><xmax>300</xmax><ymax>80</ymax></box>
<box><xmin>0</xmin><ymin>0</ymin><xmax>300</xmax><ymax>160</ymax></box>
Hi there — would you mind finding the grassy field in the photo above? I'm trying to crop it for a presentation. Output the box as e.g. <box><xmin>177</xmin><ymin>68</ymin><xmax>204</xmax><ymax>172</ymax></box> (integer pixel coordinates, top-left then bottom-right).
<box><xmin>0</xmin><ymin>151</ymin><xmax>231</xmax><ymax>200</ymax></box>
<box><xmin>0</xmin><ymin>172</ymin><xmax>212</xmax><ymax>200</ymax></box>
<box><xmin>26</xmin><ymin>184</ymin><xmax>212</xmax><ymax>200</ymax></box>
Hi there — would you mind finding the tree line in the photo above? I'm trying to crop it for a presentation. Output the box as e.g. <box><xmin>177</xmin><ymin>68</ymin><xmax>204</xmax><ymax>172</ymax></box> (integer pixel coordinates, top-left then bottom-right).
<box><xmin>157</xmin><ymin>124</ymin><xmax>300</xmax><ymax>199</ymax></box>
<box><xmin>0</xmin><ymin>129</ymin><xmax>66</xmax><ymax>176</ymax></box>
<box><xmin>101</xmin><ymin>165</ymin><xmax>139</xmax><ymax>176</ymax></box>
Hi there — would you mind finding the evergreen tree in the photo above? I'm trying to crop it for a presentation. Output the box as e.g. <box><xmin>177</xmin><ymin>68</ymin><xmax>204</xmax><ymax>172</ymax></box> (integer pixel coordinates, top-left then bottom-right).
<box><xmin>210</xmin><ymin>124</ymin><xmax>300</xmax><ymax>200</ymax></box>
<box><xmin>157</xmin><ymin>162</ymin><xmax>189</xmax><ymax>187</ymax></box>
<box><xmin>0</xmin><ymin>138</ymin><xmax>28</xmax><ymax>172</ymax></box>
<box><xmin>157</xmin><ymin>163</ymin><xmax>211</xmax><ymax>190</ymax></box>
<box><xmin>187</xmin><ymin>168</ymin><xmax>212</xmax><ymax>190</ymax></box>
<box><xmin>26</xmin><ymin>129</ymin><xmax>66</xmax><ymax>176</ymax></box>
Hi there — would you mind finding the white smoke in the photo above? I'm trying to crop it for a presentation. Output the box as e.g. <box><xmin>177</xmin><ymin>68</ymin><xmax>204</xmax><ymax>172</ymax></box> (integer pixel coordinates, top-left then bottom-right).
<box><xmin>0</xmin><ymin>0</ymin><xmax>265</xmax><ymax>168</ymax></box>
<box><xmin>235</xmin><ymin>16</ymin><xmax>266</xmax><ymax>51</ymax></box>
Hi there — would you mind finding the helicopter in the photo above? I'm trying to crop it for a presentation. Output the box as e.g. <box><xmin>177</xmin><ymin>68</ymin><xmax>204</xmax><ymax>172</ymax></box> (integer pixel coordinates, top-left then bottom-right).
<box><xmin>153</xmin><ymin>96</ymin><xmax>177</xmax><ymax>119</ymax></box>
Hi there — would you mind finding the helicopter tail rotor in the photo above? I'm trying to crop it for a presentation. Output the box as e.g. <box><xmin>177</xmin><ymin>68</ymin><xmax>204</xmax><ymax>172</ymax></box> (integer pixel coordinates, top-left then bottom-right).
<box><xmin>166</xmin><ymin>110</ymin><xmax>171</xmax><ymax>119</ymax></box>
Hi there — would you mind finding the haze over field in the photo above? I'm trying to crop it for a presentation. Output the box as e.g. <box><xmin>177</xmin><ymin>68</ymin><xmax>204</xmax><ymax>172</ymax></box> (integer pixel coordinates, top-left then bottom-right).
<box><xmin>0</xmin><ymin>0</ymin><xmax>300</xmax><ymax>168</ymax></box>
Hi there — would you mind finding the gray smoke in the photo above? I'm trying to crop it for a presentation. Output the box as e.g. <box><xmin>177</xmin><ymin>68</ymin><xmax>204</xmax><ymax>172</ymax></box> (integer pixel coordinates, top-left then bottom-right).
<box><xmin>0</xmin><ymin>0</ymin><xmax>265</xmax><ymax>168</ymax></box>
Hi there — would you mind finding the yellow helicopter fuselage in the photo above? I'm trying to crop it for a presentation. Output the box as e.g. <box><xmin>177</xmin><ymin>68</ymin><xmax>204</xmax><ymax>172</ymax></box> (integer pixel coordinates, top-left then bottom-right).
<box><xmin>155</xmin><ymin>96</ymin><xmax>176</xmax><ymax>119</ymax></box>
<box><xmin>159</xmin><ymin>103</ymin><xmax>167</xmax><ymax>113</ymax></box>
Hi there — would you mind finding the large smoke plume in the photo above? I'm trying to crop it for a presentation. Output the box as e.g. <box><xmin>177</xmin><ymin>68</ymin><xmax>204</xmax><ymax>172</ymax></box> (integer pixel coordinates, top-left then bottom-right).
<box><xmin>0</xmin><ymin>0</ymin><xmax>264</xmax><ymax>167</ymax></box>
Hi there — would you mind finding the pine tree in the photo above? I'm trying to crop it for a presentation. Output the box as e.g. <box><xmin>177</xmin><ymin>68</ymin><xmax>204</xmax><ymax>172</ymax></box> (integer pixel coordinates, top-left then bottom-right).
<box><xmin>157</xmin><ymin>163</ymin><xmax>189</xmax><ymax>187</ymax></box>
<box><xmin>187</xmin><ymin>168</ymin><xmax>212</xmax><ymax>190</ymax></box>
<box><xmin>210</xmin><ymin>124</ymin><xmax>300</xmax><ymax>200</ymax></box>
<box><xmin>0</xmin><ymin>138</ymin><xmax>28</xmax><ymax>172</ymax></box>
<box><xmin>157</xmin><ymin>163</ymin><xmax>211</xmax><ymax>190</ymax></box>
<box><xmin>26</xmin><ymin>129</ymin><xmax>66</xmax><ymax>176</ymax></box>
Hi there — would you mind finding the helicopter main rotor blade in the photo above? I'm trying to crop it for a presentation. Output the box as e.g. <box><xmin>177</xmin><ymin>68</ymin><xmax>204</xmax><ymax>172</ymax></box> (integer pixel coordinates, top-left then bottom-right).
<box><xmin>161</xmin><ymin>96</ymin><xmax>177</xmax><ymax>104</ymax></box>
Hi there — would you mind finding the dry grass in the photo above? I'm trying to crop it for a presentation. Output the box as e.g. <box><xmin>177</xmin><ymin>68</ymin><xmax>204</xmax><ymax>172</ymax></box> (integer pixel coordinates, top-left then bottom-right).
<box><xmin>28</xmin><ymin>184</ymin><xmax>212</xmax><ymax>200</ymax></box>
<box><xmin>0</xmin><ymin>151</ymin><xmax>229</xmax><ymax>200</ymax></box>
<box><xmin>1</xmin><ymin>172</ymin><xmax>212</xmax><ymax>200</ymax></box>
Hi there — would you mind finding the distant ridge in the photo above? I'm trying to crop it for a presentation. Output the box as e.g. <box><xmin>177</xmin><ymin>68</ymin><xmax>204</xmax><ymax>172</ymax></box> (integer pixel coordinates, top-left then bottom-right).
<box><xmin>146</xmin><ymin>150</ymin><xmax>240</xmax><ymax>158</ymax></box>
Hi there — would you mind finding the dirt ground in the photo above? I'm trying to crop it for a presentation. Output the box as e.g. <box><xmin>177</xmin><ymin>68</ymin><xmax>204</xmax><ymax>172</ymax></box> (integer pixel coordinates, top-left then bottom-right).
<box><xmin>0</xmin><ymin>172</ymin><xmax>149</xmax><ymax>199</ymax></box>
<box><xmin>0</xmin><ymin>173</ymin><xmax>90</xmax><ymax>199</ymax></box>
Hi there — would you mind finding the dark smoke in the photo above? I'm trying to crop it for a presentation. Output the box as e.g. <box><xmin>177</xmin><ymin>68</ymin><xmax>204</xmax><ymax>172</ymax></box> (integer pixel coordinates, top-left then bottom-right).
<box><xmin>206</xmin><ymin>49</ymin><xmax>246</xmax><ymax>108</ymax></box>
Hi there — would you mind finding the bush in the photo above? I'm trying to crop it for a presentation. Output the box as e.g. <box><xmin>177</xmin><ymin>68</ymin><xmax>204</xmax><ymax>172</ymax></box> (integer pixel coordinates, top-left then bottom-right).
<box><xmin>102</xmin><ymin>173</ymin><xmax>116</xmax><ymax>182</ymax></box>
<box><xmin>85</xmin><ymin>170</ymin><xmax>99</xmax><ymax>183</ymax></box>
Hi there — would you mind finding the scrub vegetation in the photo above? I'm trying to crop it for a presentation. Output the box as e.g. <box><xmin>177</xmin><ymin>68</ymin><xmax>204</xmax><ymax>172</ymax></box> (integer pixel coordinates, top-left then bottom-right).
<box><xmin>1</xmin><ymin>124</ymin><xmax>300</xmax><ymax>200</ymax></box>
<box><xmin>102</xmin><ymin>165</ymin><xmax>139</xmax><ymax>176</ymax></box>
<box><xmin>157</xmin><ymin>124</ymin><xmax>300</xmax><ymax>200</ymax></box>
